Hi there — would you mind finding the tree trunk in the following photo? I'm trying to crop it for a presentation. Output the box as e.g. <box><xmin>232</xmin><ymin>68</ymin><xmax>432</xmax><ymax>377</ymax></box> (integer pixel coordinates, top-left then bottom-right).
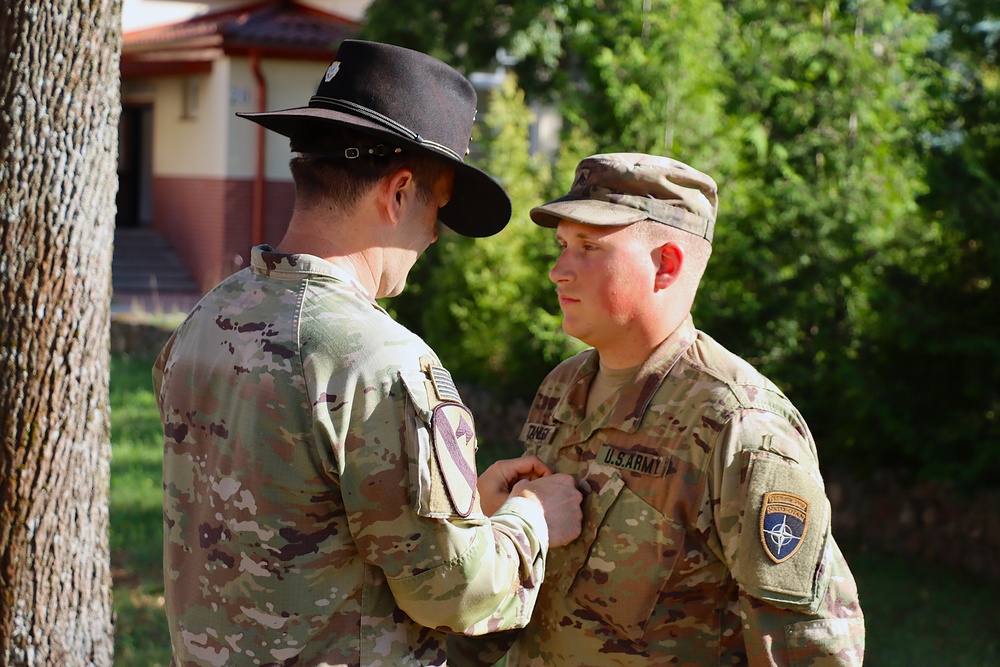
<box><xmin>0</xmin><ymin>0</ymin><xmax>120</xmax><ymax>664</ymax></box>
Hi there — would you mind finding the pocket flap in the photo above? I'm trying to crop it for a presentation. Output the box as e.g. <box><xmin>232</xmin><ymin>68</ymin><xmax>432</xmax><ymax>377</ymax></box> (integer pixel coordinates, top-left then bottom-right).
<box><xmin>569</xmin><ymin>471</ymin><xmax>685</xmax><ymax>641</ymax></box>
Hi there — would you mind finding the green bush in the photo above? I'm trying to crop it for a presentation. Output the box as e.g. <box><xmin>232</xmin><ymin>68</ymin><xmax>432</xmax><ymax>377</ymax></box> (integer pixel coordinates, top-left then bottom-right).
<box><xmin>391</xmin><ymin>75</ymin><xmax>587</xmax><ymax>399</ymax></box>
<box><xmin>368</xmin><ymin>1</ymin><xmax>1000</xmax><ymax>485</ymax></box>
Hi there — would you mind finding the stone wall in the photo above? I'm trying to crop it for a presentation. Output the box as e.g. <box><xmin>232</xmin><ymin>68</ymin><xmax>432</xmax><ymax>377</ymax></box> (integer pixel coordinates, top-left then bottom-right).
<box><xmin>827</xmin><ymin>472</ymin><xmax>1000</xmax><ymax>580</ymax></box>
<box><xmin>110</xmin><ymin>315</ymin><xmax>177</xmax><ymax>357</ymax></box>
<box><xmin>112</xmin><ymin>316</ymin><xmax>1000</xmax><ymax>581</ymax></box>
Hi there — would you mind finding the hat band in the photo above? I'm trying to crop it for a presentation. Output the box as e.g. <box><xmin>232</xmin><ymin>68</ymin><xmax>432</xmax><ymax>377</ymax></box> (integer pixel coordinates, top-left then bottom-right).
<box><xmin>310</xmin><ymin>96</ymin><xmax>464</xmax><ymax>162</ymax></box>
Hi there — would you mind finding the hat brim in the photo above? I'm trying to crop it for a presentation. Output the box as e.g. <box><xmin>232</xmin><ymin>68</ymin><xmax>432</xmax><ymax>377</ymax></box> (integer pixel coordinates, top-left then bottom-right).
<box><xmin>530</xmin><ymin>196</ymin><xmax>649</xmax><ymax>229</ymax></box>
<box><xmin>238</xmin><ymin>107</ymin><xmax>511</xmax><ymax>238</ymax></box>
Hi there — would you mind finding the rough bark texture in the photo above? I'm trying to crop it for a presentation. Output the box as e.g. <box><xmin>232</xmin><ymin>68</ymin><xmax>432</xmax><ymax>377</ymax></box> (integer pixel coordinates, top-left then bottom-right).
<box><xmin>0</xmin><ymin>0</ymin><xmax>121</xmax><ymax>664</ymax></box>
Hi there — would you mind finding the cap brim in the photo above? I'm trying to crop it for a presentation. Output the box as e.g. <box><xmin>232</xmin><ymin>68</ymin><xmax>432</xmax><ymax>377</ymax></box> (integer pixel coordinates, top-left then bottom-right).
<box><xmin>529</xmin><ymin>196</ymin><xmax>649</xmax><ymax>228</ymax></box>
<box><xmin>238</xmin><ymin>108</ymin><xmax>511</xmax><ymax>238</ymax></box>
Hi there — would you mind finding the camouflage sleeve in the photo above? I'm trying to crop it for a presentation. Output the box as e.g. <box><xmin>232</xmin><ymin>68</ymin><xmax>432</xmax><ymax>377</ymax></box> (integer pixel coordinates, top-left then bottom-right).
<box><xmin>709</xmin><ymin>409</ymin><xmax>865</xmax><ymax>666</ymax></box>
<box><xmin>385</xmin><ymin>494</ymin><xmax>548</xmax><ymax>635</ymax></box>
<box><xmin>151</xmin><ymin>329</ymin><xmax>177</xmax><ymax>397</ymax></box>
<box><xmin>318</xmin><ymin>359</ymin><xmax>548</xmax><ymax>636</ymax></box>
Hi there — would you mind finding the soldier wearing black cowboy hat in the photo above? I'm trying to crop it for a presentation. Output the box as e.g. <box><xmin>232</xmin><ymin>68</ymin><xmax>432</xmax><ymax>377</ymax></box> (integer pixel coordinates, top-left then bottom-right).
<box><xmin>155</xmin><ymin>40</ymin><xmax>583</xmax><ymax>666</ymax></box>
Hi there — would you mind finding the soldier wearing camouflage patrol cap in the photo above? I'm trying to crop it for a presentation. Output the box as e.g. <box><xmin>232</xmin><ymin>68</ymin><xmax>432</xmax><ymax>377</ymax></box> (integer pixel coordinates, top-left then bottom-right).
<box><xmin>492</xmin><ymin>153</ymin><xmax>865</xmax><ymax>665</ymax></box>
<box><xmin>153</xmin><ymin>40</ymin><xmax>582</xmax><ymax>667</ymax></box>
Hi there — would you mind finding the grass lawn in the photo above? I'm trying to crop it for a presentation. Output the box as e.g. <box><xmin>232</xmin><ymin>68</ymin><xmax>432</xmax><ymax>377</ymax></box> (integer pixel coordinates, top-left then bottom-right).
<box><xmin>110</xmin><ymin>354</ymin><xmax>172</xmax><ymax>666</ymax></box>
<box><xmin>110</xmin><ymin>354</ymin><xmax>999</xmax><ymax>666</ymax></box>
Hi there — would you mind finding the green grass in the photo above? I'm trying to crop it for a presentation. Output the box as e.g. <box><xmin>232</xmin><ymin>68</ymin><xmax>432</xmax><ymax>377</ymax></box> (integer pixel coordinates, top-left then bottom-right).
<box><xmin>848</xmin><ymin>544</ymin><xmax>1000</xmax><ymax>666</ymax></box>
<box><xmin>110</xmin><ymin>354</ymin><xmax>171</xmax><ymax>667</ymax></box>
<box><xmin>110</xmin><ymin>354</ymin><xmax>1000</xmax><ymax>665</ymax></box>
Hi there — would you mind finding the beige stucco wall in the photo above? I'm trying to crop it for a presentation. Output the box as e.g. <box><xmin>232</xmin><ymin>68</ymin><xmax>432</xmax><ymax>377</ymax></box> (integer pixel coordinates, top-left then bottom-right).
<box><xmin>304</xmin><ymin>0</ymin><xmax>369</xmax><ymax>21</ymax></box>
<box><xmin>122</xmin><ymin>56</ymin><xmax>329</xmax><ymax>182</ymax></box>
<box><xmin>123</xmin><ymin>1</ymin><xmax>370</xmax><ymax>31</ymax></box>
<box><xmin>227</xmin><ymin>57</ymin><xmax>329</xmax><ymax>182</ymax></box>
<box><xmin>131</xmin><ymin>59</ymin><xmax>232</xmax><ymax>178</ymax></box>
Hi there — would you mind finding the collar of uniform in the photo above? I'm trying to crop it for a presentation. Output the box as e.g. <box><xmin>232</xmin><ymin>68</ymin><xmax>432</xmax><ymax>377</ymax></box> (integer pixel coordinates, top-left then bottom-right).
<box><xmin>250</xmin><ymin>244</ymin><xmax>377</xmax><ymax>304</ymax></box>
<box><xmin>551</xmin><ymin>349</ymin><xmax>600</xmax><ymax>428</ymax></box>
<box><xmin>552</xmin><ymin>316</ymin><xmax>698</xmax><ymax>435</ymax></box>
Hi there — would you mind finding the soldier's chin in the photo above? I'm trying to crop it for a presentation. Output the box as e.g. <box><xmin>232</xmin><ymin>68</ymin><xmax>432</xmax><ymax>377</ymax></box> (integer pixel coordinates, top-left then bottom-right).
<box><xmin>560</xmin><ymin>318</ymin><xmax>586</xmax><ymax>344</ymax></box>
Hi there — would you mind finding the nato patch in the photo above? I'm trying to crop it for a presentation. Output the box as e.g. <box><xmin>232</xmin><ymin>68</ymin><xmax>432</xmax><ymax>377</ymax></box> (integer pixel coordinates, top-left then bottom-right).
<box><xmin>431</xmin><ymin>403</ymin><xmax>478</xmax><ymax>517</ymax></box>
<box><xmin>760</xmin><ymin>491</ymin><xmax>810</xmax><ymax>563</ymax></box>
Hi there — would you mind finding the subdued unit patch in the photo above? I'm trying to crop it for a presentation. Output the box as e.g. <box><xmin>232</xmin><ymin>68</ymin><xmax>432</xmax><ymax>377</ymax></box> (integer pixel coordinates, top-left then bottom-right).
<box><xmin>431</xmin><ymin>403</ymin><xmax>478</xmax><ymax>517</ymax></box>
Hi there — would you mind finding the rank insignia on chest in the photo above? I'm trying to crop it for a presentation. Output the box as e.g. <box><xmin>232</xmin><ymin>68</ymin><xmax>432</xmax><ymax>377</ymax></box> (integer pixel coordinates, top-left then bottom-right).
<box><xmin>597</xmin><ymin>444</ymin><xmax>668</xmax><ymax>477</ymax></box>
<box><xmin>759</xmin><ymin>491</ymin><xmax>810</xmax><ymax>563</ymax></box>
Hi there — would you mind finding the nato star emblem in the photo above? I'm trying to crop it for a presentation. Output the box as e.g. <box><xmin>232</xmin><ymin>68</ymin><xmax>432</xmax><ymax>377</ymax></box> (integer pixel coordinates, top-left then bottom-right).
<box><xmin>760</xmin><ymin>491</ymin><xmax>810</xmax><ymax>563</ymax></box>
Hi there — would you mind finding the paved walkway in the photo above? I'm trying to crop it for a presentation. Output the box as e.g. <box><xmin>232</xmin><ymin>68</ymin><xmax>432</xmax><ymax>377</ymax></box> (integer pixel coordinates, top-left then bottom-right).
<box><xmin>111</xmin><ymin>291</ymin><xmax>202</xmax><ymax>316</ymax></box>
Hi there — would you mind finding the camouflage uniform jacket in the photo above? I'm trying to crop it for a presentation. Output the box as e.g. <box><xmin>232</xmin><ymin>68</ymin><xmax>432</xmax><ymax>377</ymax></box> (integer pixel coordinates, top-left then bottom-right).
<box><xmin>154</xmin><ymin>246</ymin><xmax>548</xmax><ymax>667</ymax></box>
<box><xmin>507</xmin><ymin>316</ymin><xmax>864</xmax><ymax>666</ymax></box>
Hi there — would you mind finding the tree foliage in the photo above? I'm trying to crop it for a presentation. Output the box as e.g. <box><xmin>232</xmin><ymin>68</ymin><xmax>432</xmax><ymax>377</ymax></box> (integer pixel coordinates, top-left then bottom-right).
<box><xmin>847</xmin><ymin>0</ymin><xmax>1000</xmax><ymax>482</ymax></box>
<box><xmin>363</xmin><ymin>0</ymin><xmax>1000</xmax><ymax>485</ymax></box>
<box><xmin>699</xmin><ymin>0</ymin><xmax>940</xmax><ymax>473</ymax></box>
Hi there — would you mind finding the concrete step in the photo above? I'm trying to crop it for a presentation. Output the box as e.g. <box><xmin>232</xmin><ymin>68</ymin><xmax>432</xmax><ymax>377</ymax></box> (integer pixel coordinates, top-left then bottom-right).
<box><xmin>113</xmin><ymin>275</ymin><xmax>199</xmax><ymax>292</ymax></box>
<box><xmin>113</xmin><ymin>228</ymin><xmax>199</xmax><ymax>296</ymax></box>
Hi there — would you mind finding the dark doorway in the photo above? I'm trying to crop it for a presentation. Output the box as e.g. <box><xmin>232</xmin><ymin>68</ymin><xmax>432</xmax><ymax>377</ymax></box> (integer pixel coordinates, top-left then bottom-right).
<box><xmin>116</xmin><ymin>104</ymin><xmax>153</xmax><ymax>228</ymax></box>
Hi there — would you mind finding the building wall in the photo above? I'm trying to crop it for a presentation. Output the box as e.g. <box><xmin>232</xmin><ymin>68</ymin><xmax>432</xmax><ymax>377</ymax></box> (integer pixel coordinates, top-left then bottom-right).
<box><xmin>127</xmin><ymin>54</ymin><xmax>321</xmax><ymax>291</ymax></box>
<box><xmin>151</xmin><ymin>61</ymin><xmax>232</xmax><ymax>178</ymax></box>
<box><xmin>123</xmin><ymin>1</ymin><xmax>372</xmax><ymax>31</ymax></box>
<box><xmin>153</xmin><ymin>176</ymin><xmax>295</xmax><ymax>292</ymax></box>
<box><xmin>227</xmin><ymin>56</ymin><xmax>328</xmax><ymax>181</ymax></box>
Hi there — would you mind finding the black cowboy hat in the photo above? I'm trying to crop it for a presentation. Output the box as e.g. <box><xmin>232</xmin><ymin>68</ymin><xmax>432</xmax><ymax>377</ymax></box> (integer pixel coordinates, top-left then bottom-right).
<box><xmin>237</xmin><ymin>40</ymin><xmax>511</xmax><ymax>238</ymax></box>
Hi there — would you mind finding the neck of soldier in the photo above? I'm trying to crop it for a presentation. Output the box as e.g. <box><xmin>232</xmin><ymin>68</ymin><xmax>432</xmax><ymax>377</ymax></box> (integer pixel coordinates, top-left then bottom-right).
<box><xmin>594</xmin><ymin>301</ymin><xmax>691</xmax><ymax>370</ymax></box>
<box><xmin>277</xmin><ymin>198</ymin><xmax>390</xmax><ymax>299</ymax></box>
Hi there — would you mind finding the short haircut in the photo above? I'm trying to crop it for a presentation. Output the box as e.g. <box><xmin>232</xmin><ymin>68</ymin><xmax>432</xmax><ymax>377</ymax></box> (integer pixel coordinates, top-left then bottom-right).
<box><xmin>631</xmin><ymin>218</ymin><xmax>712</xmax><ymax>292</ymax></box>
<box><xmin>288</xmin><ymin>123</ymin><xmax>451</xmax><ymax>214</ymax></box>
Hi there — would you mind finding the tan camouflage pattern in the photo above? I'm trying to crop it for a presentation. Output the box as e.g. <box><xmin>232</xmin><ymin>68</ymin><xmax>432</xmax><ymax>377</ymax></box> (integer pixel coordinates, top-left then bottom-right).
<box><xmin>529</xmin><ymin>153</ymin><xmax>718</xmax><ymax>241</ymax></box>
<box><xmin>153</xmin><ymin>245</ymin><xmax>548</xmax><ymax>667</ymax></box>
<box><xmin>505</xmin><ymin>316</ymin><xmax>864</xmax><ymax>666</ymax></box>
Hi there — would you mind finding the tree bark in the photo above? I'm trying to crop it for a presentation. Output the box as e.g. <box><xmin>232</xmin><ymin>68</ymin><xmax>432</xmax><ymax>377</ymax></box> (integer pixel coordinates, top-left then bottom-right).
<box><xmin>0</xmin><ymin>0</ymin><xmax>121</xmax><ymax>664</ymax></box>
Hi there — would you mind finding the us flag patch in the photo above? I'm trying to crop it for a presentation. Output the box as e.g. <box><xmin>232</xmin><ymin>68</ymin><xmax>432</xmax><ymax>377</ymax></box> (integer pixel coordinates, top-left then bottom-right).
<box><xmin>429</xmin><ymin>365</ymin><xmax>462</xmax><ymax>403</ymax></box>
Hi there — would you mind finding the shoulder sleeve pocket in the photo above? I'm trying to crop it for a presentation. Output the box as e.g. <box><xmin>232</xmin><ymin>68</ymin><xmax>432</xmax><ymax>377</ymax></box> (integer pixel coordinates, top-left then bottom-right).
<box><xmin>400</xmin><ymin>369</ymin><xmax>481</xmax><ymax>519</ymax></box>
<box><xmin>734</xmin><ymin>449</ymin><xmax>831</xmax><ymax>613</ymax></box>
<box><xmin>399</xmin><ymin>369</ymin><xmax>453</xmax><ymax>518</ymax></box>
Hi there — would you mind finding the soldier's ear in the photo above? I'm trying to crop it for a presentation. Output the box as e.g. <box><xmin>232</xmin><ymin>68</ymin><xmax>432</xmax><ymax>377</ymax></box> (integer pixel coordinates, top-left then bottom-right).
<box><xmin>653</xmin><ymin>242</ymin><xmax>683</xmax><ymax>291</ymax></box>
<box><xmin>382</xmin><ymin>168</ymin><xmax>418</xmax><ymax>224</ymax></box>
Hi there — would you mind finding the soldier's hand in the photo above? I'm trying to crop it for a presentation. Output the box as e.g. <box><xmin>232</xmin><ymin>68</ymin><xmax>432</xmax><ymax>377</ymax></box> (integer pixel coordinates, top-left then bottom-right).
<box><xmin>478</xmin><ymin>455</ymin><xmax>552</xmax><ymax>516</ymax></box>
<box><xmin>511</xmin><ymin>473</ymin><xmax>583</xmax><ymax>547</ymax></box>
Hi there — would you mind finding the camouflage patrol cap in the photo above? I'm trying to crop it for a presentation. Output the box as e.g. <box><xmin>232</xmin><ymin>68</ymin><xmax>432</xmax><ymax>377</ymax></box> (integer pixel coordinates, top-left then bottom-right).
<box><xmin>530</xmin><ymin>153</ymin><xmax>719</xmax><ymax>242</ymax></box>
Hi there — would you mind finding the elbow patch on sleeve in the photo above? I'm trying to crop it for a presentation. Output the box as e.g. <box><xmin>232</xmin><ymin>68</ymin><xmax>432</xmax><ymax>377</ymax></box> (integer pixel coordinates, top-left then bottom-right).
<box><xmin>734</xmin><ymin>450</ymin><xmax>831</xmax><ymax>613</ymax></box>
